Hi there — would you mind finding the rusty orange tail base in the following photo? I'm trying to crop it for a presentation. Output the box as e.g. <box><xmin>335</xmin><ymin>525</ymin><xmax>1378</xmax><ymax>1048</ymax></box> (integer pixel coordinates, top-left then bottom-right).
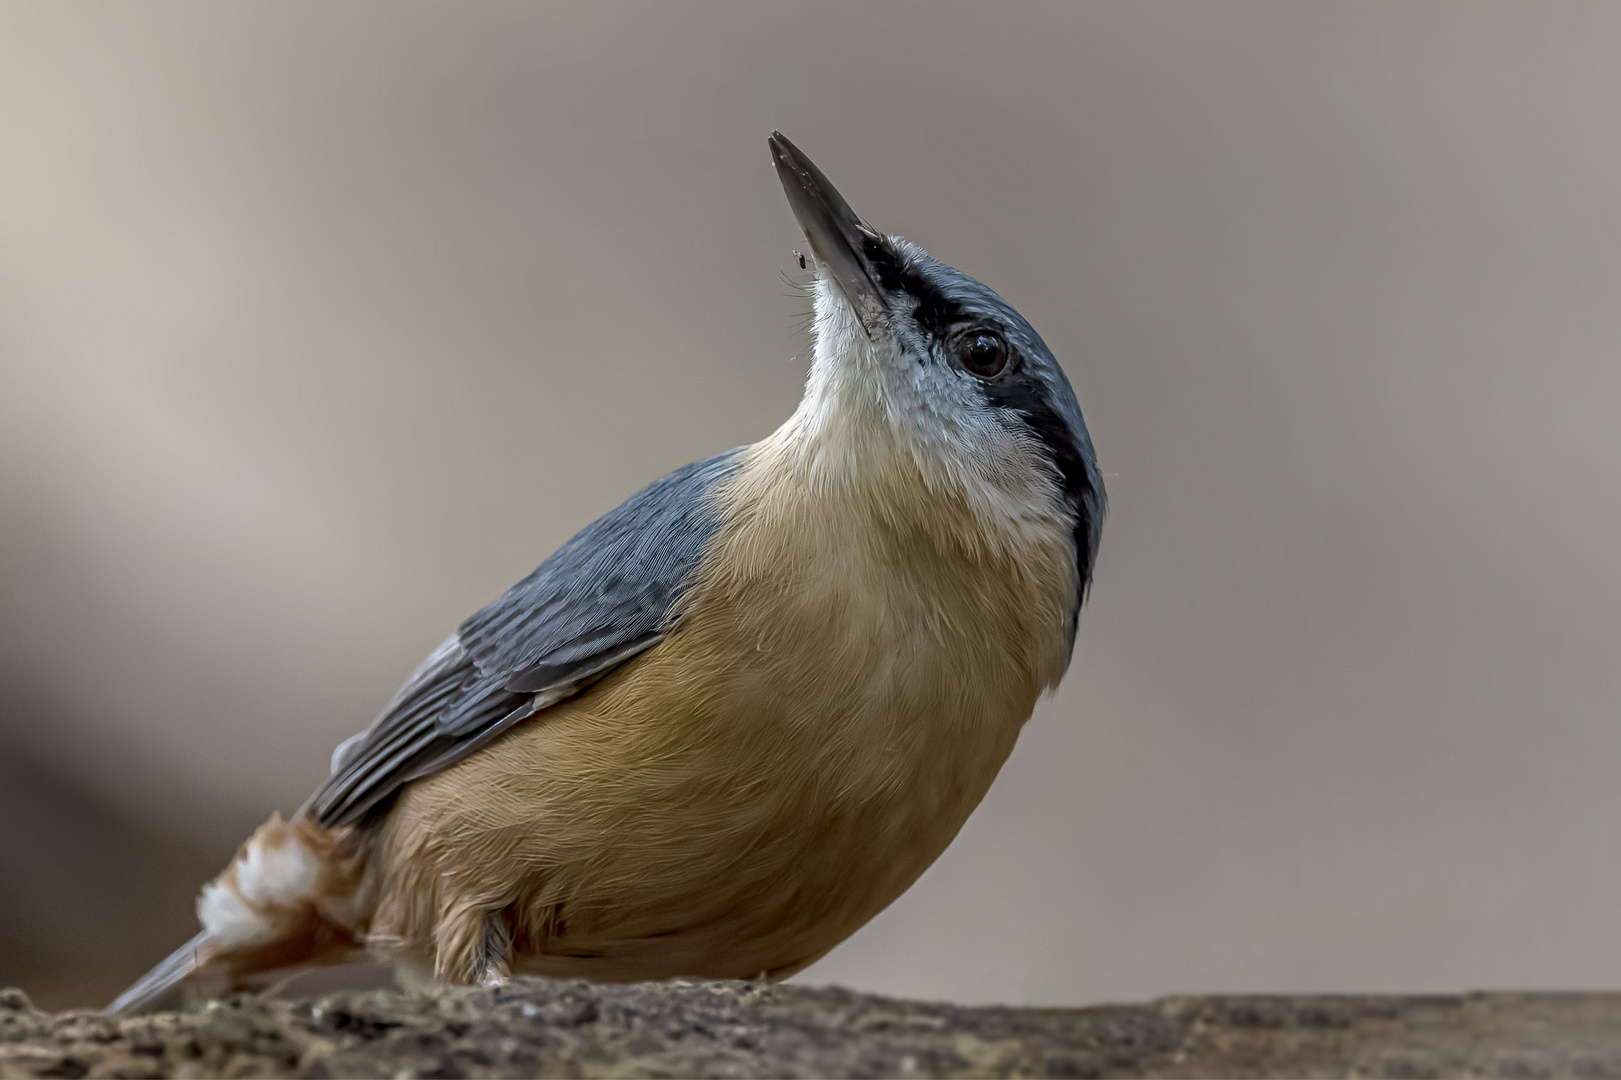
<box><xmin>107</xmin><ymin>814</ymin><xmax>367</xmax><ymax>1016</ymax></box>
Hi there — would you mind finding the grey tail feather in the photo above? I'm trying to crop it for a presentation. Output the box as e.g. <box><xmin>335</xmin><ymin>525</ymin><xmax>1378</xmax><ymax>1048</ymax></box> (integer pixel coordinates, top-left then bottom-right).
<box><xmin>106</xmin><ymin>931</ymin><xmax>215</xmax><ymax>1016</ymax></box>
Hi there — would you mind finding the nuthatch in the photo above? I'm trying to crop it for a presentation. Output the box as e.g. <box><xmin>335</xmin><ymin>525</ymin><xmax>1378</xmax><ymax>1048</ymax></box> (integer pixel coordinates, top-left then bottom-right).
<box><xmin>109</xmin><ymin>132</ymin><xmax>1105</xmax><ymax>1014</ymax></box>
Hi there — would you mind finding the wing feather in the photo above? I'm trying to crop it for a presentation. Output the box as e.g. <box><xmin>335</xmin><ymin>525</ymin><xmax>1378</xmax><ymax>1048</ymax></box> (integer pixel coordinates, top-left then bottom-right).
<box><xmin>304</xmin><ymin>449</ymin><xmax>740</xmax><ymax>826</ymax></box>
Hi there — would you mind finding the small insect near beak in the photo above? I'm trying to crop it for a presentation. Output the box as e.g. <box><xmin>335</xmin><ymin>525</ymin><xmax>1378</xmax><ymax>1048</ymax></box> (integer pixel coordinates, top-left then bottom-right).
<box><xmin>769</xmin><ymin>131</ymin><xmax>885</xmax><ymax>336</ymax></box>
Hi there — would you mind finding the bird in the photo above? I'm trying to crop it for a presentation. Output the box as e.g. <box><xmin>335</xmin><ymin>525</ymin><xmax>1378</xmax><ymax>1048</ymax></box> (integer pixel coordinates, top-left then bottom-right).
<box><xmin>108</xmin><ymin>131</ymin><xmax>1106</xmax><ymax>1015</ymax></box>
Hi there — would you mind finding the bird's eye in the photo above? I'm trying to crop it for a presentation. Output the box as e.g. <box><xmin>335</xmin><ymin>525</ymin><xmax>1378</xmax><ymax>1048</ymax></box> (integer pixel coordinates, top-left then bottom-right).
<box><xmin>951</xmin><ymin>329</ymin><xmax>1009</xmax><ymax>379</ymax></box>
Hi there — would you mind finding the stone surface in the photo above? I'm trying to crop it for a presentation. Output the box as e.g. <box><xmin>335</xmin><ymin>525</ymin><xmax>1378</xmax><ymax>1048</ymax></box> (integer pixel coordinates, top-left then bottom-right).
<box><xmin>3</xmin><ymin>979</ymin><xmax>1621</xmax><ymax>1079</ymax></box>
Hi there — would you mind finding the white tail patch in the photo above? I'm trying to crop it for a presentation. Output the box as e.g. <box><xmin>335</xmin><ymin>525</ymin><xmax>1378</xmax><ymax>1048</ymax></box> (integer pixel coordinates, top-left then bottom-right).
<box><xmin>110</xmin><ymin>814</ymin><xmax>367</xmax><ymax>1015</ymax></box>
<box><xmin>198</xmin><ymin>879</ymin><xmax>270</xmax><ymax>948</ymax></box>
<box><xmin>197</xmin><ymin>813</ymin><xmax>362</xmax><ymax>947</ymax></box>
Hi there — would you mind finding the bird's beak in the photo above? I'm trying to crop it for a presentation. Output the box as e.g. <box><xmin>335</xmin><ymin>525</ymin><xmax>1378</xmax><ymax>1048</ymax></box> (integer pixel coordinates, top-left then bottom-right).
<box><xmin>769</xmin><ymin>131</ymin><xmax>885</xmax><ymax>336</ymax></box>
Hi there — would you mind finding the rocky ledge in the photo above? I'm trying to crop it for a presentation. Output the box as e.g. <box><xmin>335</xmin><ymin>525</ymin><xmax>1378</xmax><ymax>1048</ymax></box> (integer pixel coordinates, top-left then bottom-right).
<box><xmin>3</xmin><ymin>979</ymin><xmax>1619</xmax><ymax>1079</ymax></box>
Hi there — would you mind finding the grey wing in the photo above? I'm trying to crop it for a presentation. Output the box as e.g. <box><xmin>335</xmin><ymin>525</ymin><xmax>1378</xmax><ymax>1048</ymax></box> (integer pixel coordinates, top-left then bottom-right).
<box><xmin>306</xmin><ymin>449</ymin><xmax>742</xmax><ymax>827</ymax></box>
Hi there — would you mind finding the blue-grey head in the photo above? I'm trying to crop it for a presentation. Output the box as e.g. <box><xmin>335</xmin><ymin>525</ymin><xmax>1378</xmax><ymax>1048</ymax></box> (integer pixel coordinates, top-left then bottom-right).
<box><xmin>769</xmin><ymin>132</ymin><xmax>1105</xmax><ymax>607</ymax></box>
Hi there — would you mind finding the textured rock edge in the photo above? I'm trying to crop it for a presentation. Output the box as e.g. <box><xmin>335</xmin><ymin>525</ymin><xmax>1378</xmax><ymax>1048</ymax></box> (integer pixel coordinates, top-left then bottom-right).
<box><xmin>4</xmin><ymin>979</ymin><xmax>1621</xmax><ymax>1078</ymax></box>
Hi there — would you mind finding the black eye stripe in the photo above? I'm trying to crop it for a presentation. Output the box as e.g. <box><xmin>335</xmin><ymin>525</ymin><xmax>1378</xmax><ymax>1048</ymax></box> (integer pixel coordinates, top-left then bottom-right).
<box><xmin>862</xmin><ymin>235</ymin><xmax>964</xmax><ymax>335</ymax></box>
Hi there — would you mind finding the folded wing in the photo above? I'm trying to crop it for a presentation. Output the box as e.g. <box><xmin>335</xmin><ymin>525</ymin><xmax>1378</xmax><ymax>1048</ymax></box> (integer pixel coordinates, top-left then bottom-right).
<box><xmin>306</xmin><ymin>450</ymin><xmax>742</xmax><ymax>827</ymax></box>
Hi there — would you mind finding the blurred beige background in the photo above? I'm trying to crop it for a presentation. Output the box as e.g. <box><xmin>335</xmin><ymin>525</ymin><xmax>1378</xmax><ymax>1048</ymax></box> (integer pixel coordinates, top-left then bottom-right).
<box><xmin>4</xmin><ymin>1</ymin><xmax>1621</xmax><ymax>1011</ymax></box>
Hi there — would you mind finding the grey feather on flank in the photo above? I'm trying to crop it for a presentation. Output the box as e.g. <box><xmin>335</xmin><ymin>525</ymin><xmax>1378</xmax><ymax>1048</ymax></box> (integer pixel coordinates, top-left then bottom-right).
<box><xmin>329</xmin><ymin>731</ymin><xmax>366</xmax><ymax>775</ymax></box>
<box><xmin>304</xmin><ymin>449</ymin><xmax>742</xmax><ymax>827</ymax></box>
<box><xmin>325</xmin><ymin>632</ymin><xmax>465</xmax><ymax>775</ymax></box>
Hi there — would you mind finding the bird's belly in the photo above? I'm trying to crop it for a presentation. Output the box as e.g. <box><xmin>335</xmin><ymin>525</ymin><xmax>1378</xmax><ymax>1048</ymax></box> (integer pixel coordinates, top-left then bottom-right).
<box><xmin>370</xmin><ymin>594</ymin><xmax>1039</xmax><ymax>982</ymax></box>
<box><xmin>501</xmin><ymin>773</ymin><xmax>955</xmax><ymax>984</ymax></box>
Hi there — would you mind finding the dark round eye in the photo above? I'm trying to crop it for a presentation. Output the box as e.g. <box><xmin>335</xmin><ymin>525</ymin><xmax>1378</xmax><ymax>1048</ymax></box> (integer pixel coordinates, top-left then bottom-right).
<box><xmin>952</xmin><ymin>329</ymin><xmax>1009</xmax><ymax>379</ymax></box>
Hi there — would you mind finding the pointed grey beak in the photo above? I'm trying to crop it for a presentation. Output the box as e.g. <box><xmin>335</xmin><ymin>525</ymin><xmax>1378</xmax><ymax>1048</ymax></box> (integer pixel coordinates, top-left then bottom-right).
<box><xmin>769</xmin><ymin>131</ymin><xmax>885</xmax><ymax>335</ymax></box>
